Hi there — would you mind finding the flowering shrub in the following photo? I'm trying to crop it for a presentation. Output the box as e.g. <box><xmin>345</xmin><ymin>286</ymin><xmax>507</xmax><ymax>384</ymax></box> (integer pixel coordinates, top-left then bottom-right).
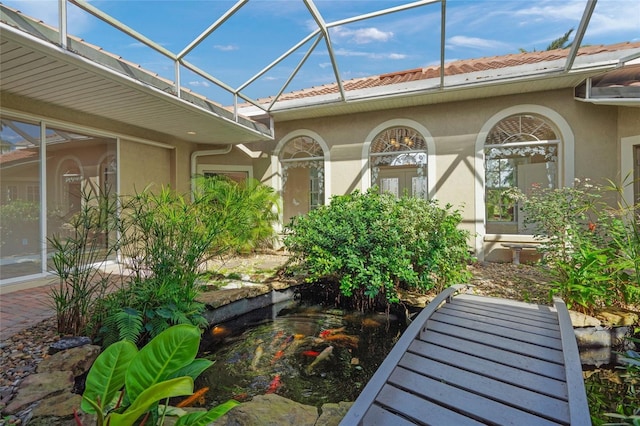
<box><xmin>512</xmin><ymin>178</ymin><xmax>640</xmax><ymax>312</ymax></box>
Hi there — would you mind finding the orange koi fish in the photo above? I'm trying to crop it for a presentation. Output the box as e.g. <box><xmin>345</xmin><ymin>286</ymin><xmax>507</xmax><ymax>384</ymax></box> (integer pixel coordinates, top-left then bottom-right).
<box><xmin>231</xmin><ymin>392</ymin><xmax>250</xmax><ymax>402</ymax></box>
<box><xmin>301</xmin><ymin>350</ymin><xmax>320</xmax><ymax>357</ymax></box>
<box><xmin>176</xmin><ymin>386</ymin><xmax>209</xmax><ymax>408</ymax></box>
<box><xmin>319</xmin><ymin>326</ymin><xmax>345</xmax><ymax>338</ymax></box>
<box><xmin>210</xmin><ymin>325</ymin><xmax>231</xmax><ymax>338</ymax></box>
<box><xmin>271</xmin><ymin>350</ymin><xmax>285</xmax><ymax>365</ymax></box>
<box><xmin>265</xmin><ymin>374</ymin><xmax>281</xmax><ymax>394</ymax></box>
<box><xmin>322</xmin><ymin>333</ymin><xmax>359</xmax><ymax>348</ymax></box>
<box><xmin>361</xmin><ymin>318</ymin><xmax>382</xmax><ymax>328</ymax></box>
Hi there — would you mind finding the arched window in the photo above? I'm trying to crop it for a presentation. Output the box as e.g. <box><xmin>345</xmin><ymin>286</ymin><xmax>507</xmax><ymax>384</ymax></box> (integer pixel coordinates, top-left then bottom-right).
<box><xmin>484</xmin><ymin>114</ymin><xmax>559</xmax><ymax>234</ymax></box>
<box><xmin>280</xmin><ymin>136</ymin><xmax>325</xmax><ymax>224</ymax></box>
<box><xmin>58</xmin><ymin>158</ymin><xmax>83</xmax><ymax>217</ymax></box>
<box><xmin>370</xmin><ymin>127</ymin><xmax>428</xmax><ymax>198</ymax></box>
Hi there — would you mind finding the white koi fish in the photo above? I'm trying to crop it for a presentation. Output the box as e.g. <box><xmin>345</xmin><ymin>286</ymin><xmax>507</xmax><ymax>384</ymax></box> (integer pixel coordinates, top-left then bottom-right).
<box><xmin>306</xmin><ymin>345</ymin><xmax>333</xmax><ymax>373</ymax></box>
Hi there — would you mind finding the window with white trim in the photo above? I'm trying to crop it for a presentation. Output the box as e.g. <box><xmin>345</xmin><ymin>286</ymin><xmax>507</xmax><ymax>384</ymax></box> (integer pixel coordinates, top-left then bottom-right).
<box><xmin>485</xmin><ymin>114</ymin><xmax>559</xmax><ymax>235</ymax></box>
<box><xmin>280</xmin><ymin>136</ymin><xmax>325</xmax><ymax>224</ymax></box>
<box><xmin>370</xmin><ymin>127</ymin><xmax>428</xmax><ymax>199</ymax></box>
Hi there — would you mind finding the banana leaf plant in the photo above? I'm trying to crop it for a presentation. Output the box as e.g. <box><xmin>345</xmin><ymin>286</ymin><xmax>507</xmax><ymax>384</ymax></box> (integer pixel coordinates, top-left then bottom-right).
<box><xmin>79</xmin><ymin>324</ymin><xmax>239</xmax><ymax>426</ymax></box>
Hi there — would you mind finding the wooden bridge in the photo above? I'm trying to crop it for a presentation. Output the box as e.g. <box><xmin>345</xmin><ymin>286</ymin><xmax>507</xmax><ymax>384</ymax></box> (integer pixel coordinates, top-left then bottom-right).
<box><xmin>340</xmin><ymin>285</ymin><xmax>590</xmax><ymax>425</ymax></box>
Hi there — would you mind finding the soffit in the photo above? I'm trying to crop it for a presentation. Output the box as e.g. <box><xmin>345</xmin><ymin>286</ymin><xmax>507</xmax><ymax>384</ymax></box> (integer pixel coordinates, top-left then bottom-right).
<box><xmin>0</xmin><ymin>24</ymin><xmax>272</xmax><ymax>145</ymax></box>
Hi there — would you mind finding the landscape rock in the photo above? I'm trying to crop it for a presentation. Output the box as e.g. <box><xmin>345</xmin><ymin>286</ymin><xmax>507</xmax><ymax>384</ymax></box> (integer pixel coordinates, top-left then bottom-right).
<box><xmin>212</xmin><ymin>394</ymin><xmax>319</xmax><ymax>426</ymax></box>
<box><xmin>48</xmin><ymin>336</ymin><xmax>92</xmax><ymax>355</ymax></box>
<box><xmin>3</xmin><ymin>371</ymin><xmax>74</xmax><ymax>414</ymax></box>
<box><xmin>31</xmin><ymin>392</ymin><xmax>82</xmax><ymax>417</ymax></box>
<box><xmin>596</xmin><ymin>308</ymin><xmax>640</xmax><ymax>327</ymax></box>
<box><xmin>37</xmin><ymin>344</ymin><xmax>101</xmax><ymax>376</ymax></box>
<box><xmin>317</xmin><ymin>401</ymin><xmax>354</xmax><ymax>426</ymax></box>
<box><xmin>569</xmin><ymin>311</ymin><xmax>601</xmax><ymax>327</ymax></box>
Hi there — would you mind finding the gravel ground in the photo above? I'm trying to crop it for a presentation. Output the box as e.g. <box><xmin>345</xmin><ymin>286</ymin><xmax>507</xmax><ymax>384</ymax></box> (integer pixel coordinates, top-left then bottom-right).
<box><xmin>0</xmin><ymin>261</ymin><xmax>553</xmax><ymax>416</ymax></box>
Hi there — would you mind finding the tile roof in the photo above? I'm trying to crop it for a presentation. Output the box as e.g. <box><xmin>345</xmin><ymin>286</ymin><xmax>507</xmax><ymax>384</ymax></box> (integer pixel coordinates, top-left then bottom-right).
<box><xmin>0</xmin><ymin>148</ymin><xmax>38</xmax><ymax>166</ymax></box>
<box><xmin>256</xmin><ymin>42</ymin><xmax>640</xmax><ymax>103</ymax></box>
<box><xmin>592</xmin><ymin>63</ymin><xmax>640</xmax><ymax>87</ymax></box>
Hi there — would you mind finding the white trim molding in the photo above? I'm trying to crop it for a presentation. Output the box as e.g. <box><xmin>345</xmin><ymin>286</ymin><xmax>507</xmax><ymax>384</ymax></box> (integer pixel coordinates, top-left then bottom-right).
<box><xmin>474</xmin><ymin>105</ymin><xmax>575</xmax><ymax>260</ymax></box>
<box><xmin>361</xmin><ymin>118</ymin><xmax>437</xmax><ymax>199</ymax></box>
<box><xmin>274</xmin><ymin>129</ymin><xmax>331</xmax><ymax>205</ymax></box>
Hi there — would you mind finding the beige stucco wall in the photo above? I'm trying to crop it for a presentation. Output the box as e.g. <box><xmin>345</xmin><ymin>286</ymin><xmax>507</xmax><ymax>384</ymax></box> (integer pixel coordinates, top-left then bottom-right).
<box><xmin>249</xmin><ymin>88</ymin><xmax>625</xmax><ymax>262</ymax></box>
<box><xmin>618</xmin><ymin>106</ymin><xmax>640</xmax><ymax>139</ymax></box>
<box><xmin>119</xmin><ymin>140</ymin><xmax>174</xmax><ymax>195</ymax></box>
<box><xmin>2</xmin><ymin>84</ymin><xmax>632</xmax><ymax>265</ymax></box>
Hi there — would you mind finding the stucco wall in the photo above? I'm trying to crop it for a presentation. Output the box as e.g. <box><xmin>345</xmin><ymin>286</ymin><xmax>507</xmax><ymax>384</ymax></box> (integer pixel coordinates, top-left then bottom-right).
<box><xmin>119</xmin><ymin>140</ymin><xmax>174</xmax><ymax>195</ymax></box>
<box><xmin>618</xmin><ymin>106</ymin><xmax>640</xmax><ymax>139</ymax></box>
<box><xmin>258</xmin><ymin>88</ymin><xmax>623</xmax><ymax>262</ymax></box>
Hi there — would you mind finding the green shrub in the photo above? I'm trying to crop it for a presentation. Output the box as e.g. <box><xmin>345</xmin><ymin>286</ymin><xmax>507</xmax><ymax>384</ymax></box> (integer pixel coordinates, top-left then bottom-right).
<box><xmin>283</xmin><ymin>188</ymin><xmax>471</xmax><ymax>310</ymax></box>
<box><xmin>513</xmin><ymin>178</ymin><xmax>640</xmax><ymax>312</ymax></box>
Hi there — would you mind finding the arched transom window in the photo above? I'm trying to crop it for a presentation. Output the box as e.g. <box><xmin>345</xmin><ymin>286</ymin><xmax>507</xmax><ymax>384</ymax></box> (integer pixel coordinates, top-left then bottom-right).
<box><xmin>484</xmin><ymin>114</ymin><xmax>560</xmax><ymax>234</ymax></box>
<box><xmin>370</xmin><ymin>127</ymin><xmax>428</xmax><ymax>198</ymax></box>
<box><xmin>280</xmin><ymin>136</ymin><xmax>325</xmax><ymax>224</ymax></box>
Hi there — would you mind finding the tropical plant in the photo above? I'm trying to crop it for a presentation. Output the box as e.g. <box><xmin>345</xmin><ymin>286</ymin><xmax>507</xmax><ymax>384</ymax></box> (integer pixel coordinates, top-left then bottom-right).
<box><xmin>512</xmin><ymin>177</ymin><xmax>640</xmax><ymax>312</ymax></box>
<box><xmin>284</xmin><ymin>188</ymin><xmax>471</xmax><ymax>310</ymax></box>
<box><xmin>518</xmin><ymin>28</ymin><xmax>574</xmax><ymax>53</ymax></box>
<box><xmin>91</xmin><ymin>186</ymin><xmax>218</xmax><ymax>347</ymax></box>
<box><xmin>80</xmin><ymin>324</ymin><xmax>239</xmax><ymax>426</ymax></box>
<box><xmin>48</xmin><ymin>184</ymin><xmax>120</xmax><ymax>335</ymax></box>
<box><xmin>194</xmin><ymin>175</ymin><xmax>280</xmax><ymax>254</ymax></box>
<box><xmin>546</xmin><ymin>28</ymin><xmax>574</xmax><ymax>50</ymax></box>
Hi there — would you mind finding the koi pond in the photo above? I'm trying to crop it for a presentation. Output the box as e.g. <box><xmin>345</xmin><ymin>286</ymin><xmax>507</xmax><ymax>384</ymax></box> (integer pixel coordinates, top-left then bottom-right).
<box><xmin>191</xmin><ymin>298</ymin><xmax>637</xmax><ymax>423</ymax></box>
<box><xmin>196</xmin><ymin>301</ymin><xmax>406</xmax><ymax>408</ymax></box>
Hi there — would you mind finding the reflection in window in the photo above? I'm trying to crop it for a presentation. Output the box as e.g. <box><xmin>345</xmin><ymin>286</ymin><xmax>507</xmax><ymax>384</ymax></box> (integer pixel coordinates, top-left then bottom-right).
<box><xmin>370</xmin><ymin>127</ymin><xmax>428</xmax><ymax>199</ymax></box>
<box><xmin>280</xmin><ymin>136</ymin><xmax>324</xmax><ymax>225</ymax></box>
<box><xmin>484</xmin><ymin>114</ymin><xmax>559</xmax><ymax>234</ymax></box>
<box><xmin>0</xmin><ymin>117</ymin><xmax>117</xmax><ymax>282</ymax></box>
<box><xmin>0</xmin><ymin>118</ymin><xmax>42</xmax><ymax>279</ymax></box>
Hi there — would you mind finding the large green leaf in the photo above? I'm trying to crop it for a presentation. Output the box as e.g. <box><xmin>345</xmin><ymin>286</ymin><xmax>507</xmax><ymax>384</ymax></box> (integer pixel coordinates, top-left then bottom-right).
<box><xmin>109</xmin><ymin>377</ymin><xmax>194</xmax><ymax>426</ymax></box>
<box><xmin>174</xmin><ymin>399</ymin><xmax>240</xmax><ymax>426</ymax></box>
<box><xmin>81</xmin><ymin>340</ymin><xmax>138</xmax><ymax>414</ymax></box>
<box><xmin>125</xmin><ymin>324</ymin><xmax>200</xmax><ymax>402</ymax></box>
<box><xmin>168</xmin><ymin>358</ymin><xmax>213</xmax><ymax>381</ymax></box>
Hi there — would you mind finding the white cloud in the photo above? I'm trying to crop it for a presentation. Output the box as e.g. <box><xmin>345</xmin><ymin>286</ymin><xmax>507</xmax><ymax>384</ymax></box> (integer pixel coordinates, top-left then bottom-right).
<box><xmin>214</xmin><ymin>44</ymin><xmax>238</xmax><ymax>52</ymax></box>
<box><xmin>331</xmin><ymin>27</ymin><xmax>394</xmax><ymax>44</ymax></box>
<box><xmin>447</xmin><ymin>36</ymin><xmax>511</xmax><ymax>51</ymax></box>
<box><xmin>189</xmin><ymin>81</ymin><xmax>210</xmax><ymax>88</ymax></box>
<box><xmin>334</xmin><ymin>48</ymin><xmax>406</xmax><ymax>60</ymax></box>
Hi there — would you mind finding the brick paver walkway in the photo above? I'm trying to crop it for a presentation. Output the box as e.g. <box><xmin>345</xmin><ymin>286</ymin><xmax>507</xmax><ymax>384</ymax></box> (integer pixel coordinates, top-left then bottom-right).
<box><xmin>0</xmin><ymin>280</ymin><xmax>56</xmax><ymax>341</ymax></box>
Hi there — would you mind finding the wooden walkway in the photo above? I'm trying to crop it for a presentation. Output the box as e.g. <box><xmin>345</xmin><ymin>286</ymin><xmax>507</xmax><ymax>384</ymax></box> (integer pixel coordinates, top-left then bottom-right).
<box><xmin>340</xmin><ymin>285</ymin><xmax>590</xmax><ymax>425</ymax></box>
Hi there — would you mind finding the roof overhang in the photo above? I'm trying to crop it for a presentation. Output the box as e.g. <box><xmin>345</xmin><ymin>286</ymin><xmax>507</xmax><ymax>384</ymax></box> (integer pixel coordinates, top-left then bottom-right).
<box><xmin>0</xmin><ymin>15</ymin><xmax>273</xmax><ymax>145</ymax></box>
<box><xmin>240</xmin><ymin>50</ymin><xmax>640</xmax><ymax>121</ymax></box>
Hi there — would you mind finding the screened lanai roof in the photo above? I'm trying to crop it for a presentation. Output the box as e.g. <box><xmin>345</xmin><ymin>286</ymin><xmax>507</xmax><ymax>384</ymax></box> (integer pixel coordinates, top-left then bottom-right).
<box><xmin>1</xmin><ymin>0</ymin><xmax>639</xmax><ymax>144</ymax></box>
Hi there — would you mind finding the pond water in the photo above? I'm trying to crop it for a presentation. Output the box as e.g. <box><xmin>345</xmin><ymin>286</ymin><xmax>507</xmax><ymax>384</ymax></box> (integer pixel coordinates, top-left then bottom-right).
<box><xmin>196</xmin><ymin>302</ymin><xmax>406</xmax><ymax>408</ymax></box>
<box><xmin>192</xmin><ymin>300</ymin><xmax>637</xmax><ymax>422</ymax></box>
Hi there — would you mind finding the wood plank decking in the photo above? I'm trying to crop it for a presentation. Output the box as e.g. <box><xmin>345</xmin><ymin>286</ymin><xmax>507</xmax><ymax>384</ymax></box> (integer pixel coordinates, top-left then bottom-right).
<box><xmin>340</xmin><ymin>285</ymin><xmax>590</xmax><ymax>425</ymax></box>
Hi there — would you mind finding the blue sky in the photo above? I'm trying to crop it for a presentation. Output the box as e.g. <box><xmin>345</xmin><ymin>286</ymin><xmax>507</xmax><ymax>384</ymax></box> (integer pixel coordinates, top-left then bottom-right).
<box><xmin>3</xmin><ymin>0</ymin><xmax>639</xmax><ymax>103</ymax></box>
